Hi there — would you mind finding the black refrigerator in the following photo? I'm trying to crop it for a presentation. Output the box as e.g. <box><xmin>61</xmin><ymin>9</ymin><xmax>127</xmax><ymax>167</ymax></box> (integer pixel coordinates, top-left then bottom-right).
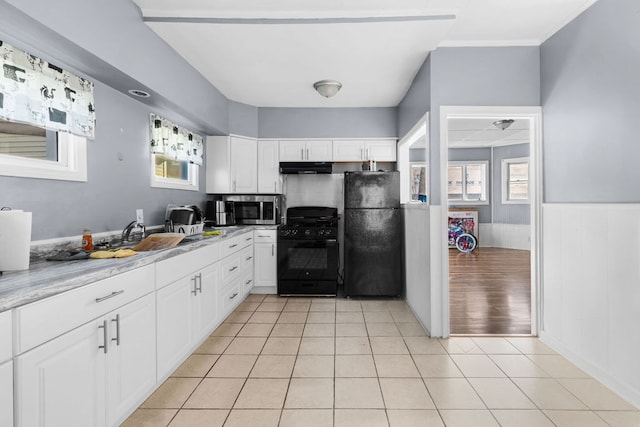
<box><xmin>344</xmin><ymin>171</ymin><xmax>402</xmax><ymax>297</ymax></box>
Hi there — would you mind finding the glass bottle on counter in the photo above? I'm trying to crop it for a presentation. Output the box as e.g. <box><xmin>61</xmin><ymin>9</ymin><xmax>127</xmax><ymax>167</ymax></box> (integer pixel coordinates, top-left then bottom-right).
<box><xmin>82</xmin><ymin>228</ymin><xmax>93</xmax><ymax>251</ymax></box>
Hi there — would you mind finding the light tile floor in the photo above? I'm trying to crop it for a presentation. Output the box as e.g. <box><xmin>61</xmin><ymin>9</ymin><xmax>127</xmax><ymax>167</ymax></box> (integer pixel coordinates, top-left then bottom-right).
<box><xmin>123</xmin><ymin>295</ymin><xmax>639</xmax><ymax>427</ymax></box>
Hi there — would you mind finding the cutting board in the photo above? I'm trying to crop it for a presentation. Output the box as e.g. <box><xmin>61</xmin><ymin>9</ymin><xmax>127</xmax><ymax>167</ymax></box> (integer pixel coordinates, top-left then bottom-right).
<box><xmin>133</xmin><ymin>233</ymin><xmax>185</xmax><ymax>251</ymax></box>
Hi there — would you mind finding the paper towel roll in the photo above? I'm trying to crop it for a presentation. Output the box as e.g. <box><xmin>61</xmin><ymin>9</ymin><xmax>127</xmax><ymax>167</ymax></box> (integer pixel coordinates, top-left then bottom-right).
<box><xmin>0</xmin><ymin>210</ymin><xmax>32</xmax><ymax>272</ymax></box>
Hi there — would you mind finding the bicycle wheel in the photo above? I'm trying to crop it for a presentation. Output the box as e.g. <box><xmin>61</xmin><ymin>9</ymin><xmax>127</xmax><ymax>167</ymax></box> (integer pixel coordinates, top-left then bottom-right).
<box><xmin>455</xmin><ymin>233</ymin><xmax>477</xmax><ymax>253</ymax></box>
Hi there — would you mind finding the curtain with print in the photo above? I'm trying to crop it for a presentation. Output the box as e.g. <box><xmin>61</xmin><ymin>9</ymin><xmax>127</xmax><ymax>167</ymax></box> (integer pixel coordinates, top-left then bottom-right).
<box><xmin>0</xmin><ymin>40</ymin><xmax>96</xmax><ymax>139</ymax></box>
<box><xmin>150</xmin><ymin>114</ymin><xmax>203</xmax><ymax>166</ymax></box>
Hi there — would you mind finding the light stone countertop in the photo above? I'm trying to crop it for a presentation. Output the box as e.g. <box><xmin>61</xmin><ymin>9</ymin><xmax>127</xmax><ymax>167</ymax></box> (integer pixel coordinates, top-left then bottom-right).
<box><xmin>0</xmin><ymin>226</ymin><xmax>273</xmax><ymax>313</ymax></box>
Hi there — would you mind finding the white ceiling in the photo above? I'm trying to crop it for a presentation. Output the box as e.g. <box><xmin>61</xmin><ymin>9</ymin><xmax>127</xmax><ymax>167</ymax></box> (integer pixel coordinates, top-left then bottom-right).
<box><xmin>131</xmin><ymin>0</ymin><xmax>598</xmax><ymax>108</ymax></box>
<box><xmin>448</xmin><ymin>118</ymin><xmax>529</xmax><ymax>148</ymax></box>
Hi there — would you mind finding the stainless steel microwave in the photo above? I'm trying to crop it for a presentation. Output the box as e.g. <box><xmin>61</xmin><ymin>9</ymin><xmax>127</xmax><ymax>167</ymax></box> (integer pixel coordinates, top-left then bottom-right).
<box><xmin>222</xmin><ymin>195</ymin><xmax>282</xmax><ymax>225</ymax></box>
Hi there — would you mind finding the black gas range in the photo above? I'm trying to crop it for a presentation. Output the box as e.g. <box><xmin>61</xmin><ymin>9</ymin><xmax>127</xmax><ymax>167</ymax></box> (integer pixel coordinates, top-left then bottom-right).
<box><xmin>277</xmin><ymin>206</ymin><xmax>339</xmax><ymax>296</ymax></box>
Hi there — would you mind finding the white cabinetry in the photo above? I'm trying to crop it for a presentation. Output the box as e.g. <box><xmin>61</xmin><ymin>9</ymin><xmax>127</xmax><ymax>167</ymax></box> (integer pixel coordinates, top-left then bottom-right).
<box><xmin>279</xmin><ymin>140</ymin><xmax>333</xmax><ymax>162</ymax></box>
<box><xmin>258</xmin><ymin>139</ymin><xmax>281</xmax><ymax>193</ymax></box>
<box><xmin>14</xmin><ymin>266</ymin><xmax>156</xmax><ymax>427</ymax></box>
<box><xmin>156</xmin><ymin>243</ymin><xmax>220</xmax><ymax>380</ymax></box>
<box><xmin>333</xmin><ymin>139</ymin><xmax>397</xmax><ymax>162</ymax></box>
<box><xmin>206</xmin><ymin>135</ymin><xmax>257</xmax><ymax>193</ymax></box>
<box><xmin>253</xmin><ymin>229</ymin><xmax>277</xmax><ymax>293</ymax></box>
<box><xmin>218</xmin><ymin>231</ymin><xmax>254</xmax><ymax>316</ymax></box>
<box><xmin>0</xmin><ymin>310</ymin><xmax>13</xmax><ymax>427</ymax></box>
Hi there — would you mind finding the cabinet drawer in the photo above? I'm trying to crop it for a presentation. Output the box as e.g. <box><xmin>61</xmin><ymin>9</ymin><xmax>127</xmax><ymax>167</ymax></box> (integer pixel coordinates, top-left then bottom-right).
<box><xmin>240</xmin><ymin>245</ymin><xmax>254</xmax><ymax>269</ymax></box>
<box><xmin>156</xmin><ymin>242</ymin><xmax>220</xmax><ymax>289</ymax></box>
<box><xmin>220</xmin><ymin>252</ymin><xmax>243</xmax><ymax>284</ymax></box>
<box><xmin>240</xmin><ymin>231</ymin><xmax>254</xmax><ymax>247</ymax></box>
<box><xmin>220</xmin><ymin>235</ymin><xmax>242</xmax><ymax>259</ymax></box>
<box><xmin>0</xmin><ymin>310</ymin><xmax>11</xmax><ymax>362</ymax></box>
<box><xmin>15</xmin><ymin>264</ymin><xmax>154</xmax><ymax>354</ymax></box>
<box><xmin>220</xmin><ymin>282</ymin><xmax>242</xmax><ymax>315</ymax></box>
<box><xmin>241</xmin><ymin>266</ymin><xmax>254</xmax><ymax>294</ymax></box>
<box><xmin>254</xmin><ymin>229</ymin><xmax>276</xmax><ymax>243</ymax></box>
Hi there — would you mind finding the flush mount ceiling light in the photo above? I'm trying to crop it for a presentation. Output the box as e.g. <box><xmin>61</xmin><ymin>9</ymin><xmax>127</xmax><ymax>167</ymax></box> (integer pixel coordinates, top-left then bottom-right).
<box><xmin>128</xmin><ymin>89</ymin><xmax>151</xmax><ymax>98</ymax></box>
<box><xmin>313</xmin><ymin>80</ymin><xmax>342</xmax><ymax>98</ymax></box>
<box><xmin>493</xmin><ymin>119</ymin><xmax>515</xmax><ymax>130</ymax></box>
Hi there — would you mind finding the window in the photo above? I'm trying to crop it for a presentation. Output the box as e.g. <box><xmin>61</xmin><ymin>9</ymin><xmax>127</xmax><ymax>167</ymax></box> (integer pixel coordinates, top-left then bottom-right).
<box><xmin>447</xmin><ymin>161</ymin><xmax>488</xmax><ymax>204</ymax></box>
<box><xmin>0</xmin><ymin>119</ymin><xmax>87</xmax><ymax>181</ymax></box>
<box><xmin>150</xmin><ymin>153</ymin><xmax>199</xmax><ymax>191</ymax></box>
<box><xmin>502</xmin><ymin>157</ymin><xmax>529</xmax><ymax>204</ymax></box>
<box><xmin>410</xmin><ymin>162</ymin><xmax>427</xmax><ymax>202</ymax></box>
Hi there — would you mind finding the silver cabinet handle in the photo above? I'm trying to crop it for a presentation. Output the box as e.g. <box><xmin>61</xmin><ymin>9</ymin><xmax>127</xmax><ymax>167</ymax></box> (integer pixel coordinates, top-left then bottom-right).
<box><xmin>191</xmin><ymin>275</ymin><xmax>198</xmax><ymax>295</ymax></box>
<box><xmin>246</xmin><ymin>256</ymin><xmax>253</xmax><ymax>261</ymax></box>
<box><xmin>245</xmin><ymin>279</ymin><xmax>252</xmax><ymax>285</ymax></box>
<box><xmin>257</xmin><ymin>234</ymin><xmax>270</xmax><ymax>238</ymax></box>
<box><xmin>95</xmin><ymin>290</ymin><xmax>124</xmax><ymax>303</ymax></box>
<box><xmin>196</xmin><ymin>273</ymin><xmax>202</xmax><ymax>293</ymax></box>
<box><xmin>245</xmin><ymin>237</ymin><xmax>252</xmax><ymax>241</ymax></box>
<box><xmin>233</xmin><ymin>180</ymin><xmax>237</xmax><ymax>192</ymax></box>
<box><xmin>360</xmin><ymin>148</ymin><xmax>364</xmax><ymax>160</ymax></box>
<box><xmin>229</xmin><ymin>265</ymin><xmax>238</xmax><ymax>272</ymax></box>
<box><xmin>272</xmin><ymin>243</ymin><xmax>274</xmax><ymax>256</ymax></box>
<box><xmin>98</xmin><ymin>320</ymin><xmax>108</xmax><ymax>354</ymax></box>
<box><xmin>229</xmin><ymin>292</ymin><xmax>238</xmax><ymax>300</ymax></box>
<box><xmin>300</xmin><ymin>148</ymin><xmax>304</xmax><ymax>160</ymax></box>
<box><xmin>306</xmin><ymin>147</ymin><xmax>310</xmax><ymax>160</ymax></box>
<box><xmin>229</xmin><ymin>243</ymin><xmax>238</xmax><ymax>249</ymax></box>
<box><xmin>111</xmin><ymin>314</ymin><xmax>120</xmax><ymax>346</ymax></box>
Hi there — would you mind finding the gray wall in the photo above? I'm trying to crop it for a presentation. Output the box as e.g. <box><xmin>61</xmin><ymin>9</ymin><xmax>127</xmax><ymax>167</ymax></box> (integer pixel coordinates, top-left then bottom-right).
<box><xmin>492</xmin><ymin>143</ymin><xmax>530</xmax><ymax>224</ymax></box>
<box><xmin>397</xmin><ymin>55</ymin><xmax>431</xmax><ymax>139</ymax></box>
<box><xmin>541</xmin><ymin>0</ymin><xmax>640</xmax><ymax>203</ymax></box>
<box><xmin>229</xmin><ymin>101</ymin><xmax>259</xmax><ymax>138</ymax></box>
<box><xmin>258</xmin><ymin>108</ymin><xmax>397</xmax><ymax>139</ymax></box>
<box><xmin>2</xmin><ymin>81</ymin><xmax>209</xmax><ymax>240</ymax></box>
<box><xmin>429</xmin><ymin>47</ymin><xmax>541</xmax><ymax>205</ymax></box>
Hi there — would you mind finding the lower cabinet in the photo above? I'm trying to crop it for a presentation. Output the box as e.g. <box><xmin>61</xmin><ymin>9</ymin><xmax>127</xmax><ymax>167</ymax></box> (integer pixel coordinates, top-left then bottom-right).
<box><xmin>0</xmin><ymin>360</ymin><xmax>13</xmax><ymax>427</ymax></box>
<box><xmin>15</xmin><ymin>293</ymin><xmax>156</xmax><ymax>427</ymax></box>
<box><xmin>156</xmin><ymin>262</ymin><xmax>220</xmax><ymax>380</ymax></box>
<box><xmin>254</xmin><ymin>229</ymin><xmax>277</xmax><ymax>292</ymax></box>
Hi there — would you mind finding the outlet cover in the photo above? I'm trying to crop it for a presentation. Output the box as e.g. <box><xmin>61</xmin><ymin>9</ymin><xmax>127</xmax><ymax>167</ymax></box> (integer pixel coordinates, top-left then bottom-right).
<box><xmin>136</xmin><ymin>209</ymin><xmax>144</xmax><ymax>224</ymax></box>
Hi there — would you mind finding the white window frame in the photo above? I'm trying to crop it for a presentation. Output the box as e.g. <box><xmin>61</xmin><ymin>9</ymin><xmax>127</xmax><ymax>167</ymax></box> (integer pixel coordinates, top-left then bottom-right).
<box><xmin>0</xmin><ymin>132</ymin><xmax>87</xmax><ymax>181</ymax></box>
<box><xmin>150</xmin><ymin>154</ymin><xmax>199</xmax><ymax>191</ymax></box>
<box><xmin>502</xmin><ymin>156</ymin><xmax>530</xmax><ymax>204</ymax></box>
<box><xmin>447</xmin><ymin>160</ymin><xmax>489</xmax><ymax>205</ymax></box>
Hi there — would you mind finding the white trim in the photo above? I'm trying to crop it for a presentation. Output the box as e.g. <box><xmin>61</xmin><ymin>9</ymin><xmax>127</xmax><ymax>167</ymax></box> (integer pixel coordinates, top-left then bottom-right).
<box><xmin>398</xmin><ymin>112</ymin><xmax>429</xmax><ymax>204</ymax></box>
<box><xmin>440</xmin><ymin>106</ymin><xmax>543</xmax><ymax>338</ymax></box>
<box><xmin>150</xmin><ymin>155</ymin><xmax>199</xmax><ymax>191</ymax></box>
<box><xmin>0</xmin><ymin>132</ymin><xmax>87</xmax><ymax>182</ymax></box>
<box><xmin>501</xmin><ymin>156</ymin><xmax>530</xmax><ymax>205</ymax></box>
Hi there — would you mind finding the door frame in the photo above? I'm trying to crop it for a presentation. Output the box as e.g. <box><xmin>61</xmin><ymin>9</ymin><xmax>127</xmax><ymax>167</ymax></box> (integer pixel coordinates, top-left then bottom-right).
<box><xmin>439</xmin><ymin>106</ymin><xmax>543</xmax><ymax>338</ymax></box>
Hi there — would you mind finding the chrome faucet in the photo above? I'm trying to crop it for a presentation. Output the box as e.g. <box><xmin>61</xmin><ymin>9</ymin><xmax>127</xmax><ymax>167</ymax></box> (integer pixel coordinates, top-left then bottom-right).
<box><xmin>122</xmin><ymin>220</ymin><xmax>145</xmax><ymax>243</ymax></box>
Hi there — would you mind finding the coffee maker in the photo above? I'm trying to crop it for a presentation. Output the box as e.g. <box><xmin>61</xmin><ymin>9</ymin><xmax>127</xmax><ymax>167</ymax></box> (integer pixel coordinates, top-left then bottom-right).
<box><xmin>205</xmin><ymin>200</ymin><xmax>236</xmax><ymax>226</ymax></box>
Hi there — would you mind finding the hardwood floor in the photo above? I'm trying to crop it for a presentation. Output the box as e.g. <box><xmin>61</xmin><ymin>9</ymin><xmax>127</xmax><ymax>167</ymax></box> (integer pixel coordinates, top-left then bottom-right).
<box><xmin>449</xmin><ymin>247</ymin><xmax>531</xmax><ymax>335</ymax></box>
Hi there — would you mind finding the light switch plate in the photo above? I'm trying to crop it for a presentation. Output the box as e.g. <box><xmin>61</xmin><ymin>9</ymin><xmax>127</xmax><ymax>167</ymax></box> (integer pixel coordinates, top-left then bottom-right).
<box><xmin>136</xmin><ymin>209</ymin><xmax>144</xmax><ymax>224</ymax></box>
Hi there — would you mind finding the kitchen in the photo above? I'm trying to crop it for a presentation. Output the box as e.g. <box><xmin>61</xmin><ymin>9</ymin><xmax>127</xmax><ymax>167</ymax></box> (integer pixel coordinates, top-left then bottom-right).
<box><xmin>1</xmin><ymin>0</ymin><xmax>640</xmax><ymax>426</ymax></box>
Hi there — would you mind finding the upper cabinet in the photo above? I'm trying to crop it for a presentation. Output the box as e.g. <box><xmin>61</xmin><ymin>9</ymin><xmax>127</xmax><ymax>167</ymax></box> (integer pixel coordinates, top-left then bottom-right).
<box><xmin>257</xmin><ymin>140</ymin><xmax>281</xmax><ymax>194</ymax></box>
<box><xmin>333</xmin><ymin>139</ymin><xmax>397</xmax><ymax>162</ymax></box>
<box><xmin>279</xmin><ymin>140</ymin><xmax>333</xmax><ymax>162</ymax></box>
<box><xmin>206</xmin><ymin>136</ymin><xmax>258</xmax><ymax>194</ymax></box>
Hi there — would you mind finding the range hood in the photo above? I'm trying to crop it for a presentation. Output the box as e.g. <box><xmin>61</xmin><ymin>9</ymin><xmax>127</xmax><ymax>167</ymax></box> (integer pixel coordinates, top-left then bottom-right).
<box><xmin>279</xmin><ymin>162</ymin><xmax>333</xmax><ymax>174</ymax></box>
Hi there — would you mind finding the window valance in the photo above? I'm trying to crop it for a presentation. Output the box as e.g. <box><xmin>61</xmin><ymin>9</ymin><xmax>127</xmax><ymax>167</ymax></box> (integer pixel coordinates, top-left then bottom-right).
<box><xmin>0</xmin><ymin>40</ymin><xmax>96</xmax><ymax>139</ymax></box>
<box><xmin>150</xmin><ymin>114</ymin><xmax>203</xmax><ymax>166</ymax></box>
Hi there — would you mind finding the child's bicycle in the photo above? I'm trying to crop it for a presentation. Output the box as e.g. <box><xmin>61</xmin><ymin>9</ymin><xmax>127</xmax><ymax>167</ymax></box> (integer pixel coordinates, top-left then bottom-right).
<box><xmin>448</xmin><ymin>224</ymin><xmax>477</xmax><ymax>253</ymax></box>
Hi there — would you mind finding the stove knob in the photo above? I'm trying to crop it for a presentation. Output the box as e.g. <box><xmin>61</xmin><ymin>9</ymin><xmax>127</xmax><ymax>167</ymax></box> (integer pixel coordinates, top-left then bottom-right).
<box><xmin>304</xmin><ymin>229</ymin><xmax>312</xmax><ymax>237</ymax></box>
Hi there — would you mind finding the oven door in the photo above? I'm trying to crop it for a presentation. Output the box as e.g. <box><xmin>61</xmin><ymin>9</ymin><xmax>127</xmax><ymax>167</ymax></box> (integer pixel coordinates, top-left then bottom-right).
<box><xmin>277</xmin><ymin>238</ymin><xmax>338</xmax><ymax>295</ymax></box>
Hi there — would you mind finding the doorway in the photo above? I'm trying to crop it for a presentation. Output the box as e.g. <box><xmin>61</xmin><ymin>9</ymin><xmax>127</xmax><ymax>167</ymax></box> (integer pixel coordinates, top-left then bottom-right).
<box><xmin>439</xmin><ymin>106</ymin><xmax>542</xmax><ymax>337</ymax></box>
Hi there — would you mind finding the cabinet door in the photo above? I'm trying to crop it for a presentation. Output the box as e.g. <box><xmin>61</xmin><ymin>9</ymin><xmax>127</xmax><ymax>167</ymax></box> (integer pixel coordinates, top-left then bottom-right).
<box><xmin>258</xmin><ymin>140</ymin><xmax>281</xmax><ymax>193</ymax></box>
<box><xmin>366</xmin><ymin>140</ymin><xmax>397</xmax><ymax>161</ymax></box>
<box><xmin>230</xmin><ymin>136</ymin><xmax>257</xmax><ymax>193</ymax></box>
<box><xmin>279</xmin><ymin>140</ymin><xmax>306</xmax><ymax>161</ymax></box>
<box><xmin>194</xmin><ymin>263</ymin><xmax>220</xmax><ymax>340</ymax></box>
<box><xmin>156</xmin><ymin>276</ymin><xmax>195</xmax><ymax>380</ymax></box>
<box><xmin>15</xmin><ymin>319</ymin><xmax>107</xmax><ymax>427</ymax></box>
<box><xmin>306</xmin><ymin>140</ymin><xmax>333</xmax><ymax>161</ymax></box>
<box><xmin>106</xmin><ymin>294</ymin><xmax>156</xmax><ymax>427</ymax></box>
<box><xmin>333</xmin><ymin>140</ymin><xmax>364</xmax><ymax>161</ymax></box>
<box><xmin>254</xmin><ymin>242</ymin><xmax>277</xmax><ymax>288</ymax></box>
<box><xmin>0</xmin><ymin>361</ymin><xmax>13</xmax><ymax>427</ymax></box>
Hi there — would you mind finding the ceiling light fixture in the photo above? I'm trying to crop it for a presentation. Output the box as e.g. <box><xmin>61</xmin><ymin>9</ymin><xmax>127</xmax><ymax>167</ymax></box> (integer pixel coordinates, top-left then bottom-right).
<box><xmin>313</xmin><ymin>80</ymin><xmax>342</xmax><ymax>98</ymax></box>
<box><xmin>493</xmin><ymin>119</ymin><xmax>514</xmax><ymax>130</ymax></box>
<box><xmin>128</xmin><ymin>89</ymin><xmax>151</xmax><ymax>98</ymax></box>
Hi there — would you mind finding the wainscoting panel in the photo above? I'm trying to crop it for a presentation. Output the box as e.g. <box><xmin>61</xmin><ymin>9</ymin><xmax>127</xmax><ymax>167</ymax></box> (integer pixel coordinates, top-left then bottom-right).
<box><xmin>402</xmin><ymin>205</ymin><xmax>431</xmax><ymax>334</ymax></box>
<box><xmin>478</xmin><ymin>223</ymin><xmax>531</xmax><ymax>250</ymax></box>
<box><xmin>541</xmin><ymin>203</ymin><xmax>640</xmax><ymax>408</ymax></box>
